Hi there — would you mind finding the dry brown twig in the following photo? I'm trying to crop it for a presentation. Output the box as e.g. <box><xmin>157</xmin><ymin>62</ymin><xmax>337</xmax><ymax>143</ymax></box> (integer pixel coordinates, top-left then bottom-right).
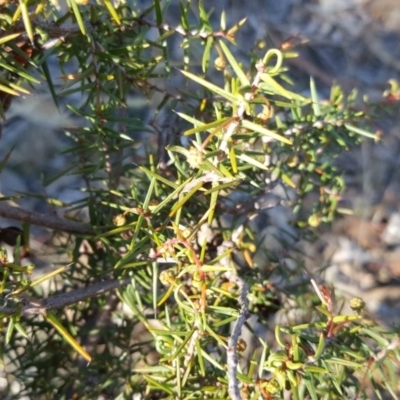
<box><xmin>0</xmin><ymin>203</ymin><xmax>94</xmax><ymax>234</ymax></box>
<box><xmin>0</xmin><ymin>277</ymin><xmax>131</xmax><ymax>316</ymax></box>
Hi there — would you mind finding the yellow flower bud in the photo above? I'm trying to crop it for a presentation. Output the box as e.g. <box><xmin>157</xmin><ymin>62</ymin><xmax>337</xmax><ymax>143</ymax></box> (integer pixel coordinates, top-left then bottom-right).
<box><xmin>113</xmin><ymin>214</ymin><xmax>126</xmax><ymax>226</ymax></box>
<box><xmin>214</xmin><ymin>56</ymin><xmax>226</xmax><ymax>71</ymax></box>
<box><xmin>187</xmin><ymin>147</ymin><xmax>205</xmax><ymax>169</ymax></box>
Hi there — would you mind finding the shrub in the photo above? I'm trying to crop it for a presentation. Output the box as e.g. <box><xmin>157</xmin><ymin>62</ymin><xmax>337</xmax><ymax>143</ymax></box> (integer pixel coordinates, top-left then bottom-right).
<box><xmin>0</xmin><ymin>1</ymin><xmax>399</xmax><ymax>399</ymax></box>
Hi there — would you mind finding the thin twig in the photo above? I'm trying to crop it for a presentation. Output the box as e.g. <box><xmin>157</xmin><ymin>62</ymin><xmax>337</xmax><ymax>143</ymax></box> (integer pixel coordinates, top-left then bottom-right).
<box><xmin>216</xmin><ymin>240</ymin><xmax>250</xmax><ymax>399</ymax></box>
<box><xmin>227</xmin><ymin>274</ymin><xmax>250</xmax><ymax>400</ymax></box>
<box><xmin>0</xmin><ymin>277</ymin><xmax>131</xmax><ymax>316</ymax></box>
<box><xmin>0</xmin><ymin>203</ymin><xmax>94</xmax><ymax>234</ymax></box>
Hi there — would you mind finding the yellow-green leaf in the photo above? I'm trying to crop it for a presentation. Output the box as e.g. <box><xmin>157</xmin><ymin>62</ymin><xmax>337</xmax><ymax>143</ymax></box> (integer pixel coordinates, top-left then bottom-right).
<box><xmin>219</xmin><ymin>40</ymin><xmax>250</xmax><ymax>87</ymax></box>
<box><xmin>202</xmin><ymin>36</ymin><xmax>213</xmax><ymax>73</ymax></box>
<box><xmin>0</xmin><ymin>33</ymin><xmax>21</xmax><ymax>46</ymax></box>
<box><xmin>104</xmin><ymin>0</ymin><xmax>121</xmax><ymax>25</ymax></box>
<box><xmin>169</xmin><ymin>181</ymin><xmax>204</xmax><ymax>217</ymax></box>
<box><xmin>181</xmin><ymin>70</ymin><xmax>238</xmax><ymax>104</ymax></box>
<box><xmin>344</xmin><ymin>123</ymin><xmax>377</xmax><ymax>140</ymax></box>
<box><xmin>69</xmin><ymin>0</ymin><xmax>87</xmax><ymax>35</ymax></box>
<box><xmin>181</xmin><ymin>116</ymin><xmax>230</xmax><ymax>136</ymax></box>
<box><xmin>10</xmin><ymin>266</ymin><xmax>67</xmax><ymax>297</ymax></box>
<box><xmin>241</xmin><ymin>119</ymin><xmax>292</xmax><ymax>144</ymax></box>
<box><xmin>260</xmin><ymin>73</ymin><xmax>309</xmax><ymax>103</ymax></box>
<box><xmin>227</xmin><ymin>17</ymin><xmax>247</xmax><ymax>37</ymax></box>
<box><xmin>0</xmin><ymin>84</ymin><xmax>19</xmax><ymax>96</ymax></box>
<box><xmin>237</xmin><ymin>153</ymin><xmax>268</xmax><ymax>170</ymax></box>
<box><xmin>18</xmin><ymin>0</ymin><xmax>34</xmax><ymax>41</ymax></box>
<box><xmin>45</xmin><ymin>311</ymin><xmax>91</xmax><ymax>362</ymax></box>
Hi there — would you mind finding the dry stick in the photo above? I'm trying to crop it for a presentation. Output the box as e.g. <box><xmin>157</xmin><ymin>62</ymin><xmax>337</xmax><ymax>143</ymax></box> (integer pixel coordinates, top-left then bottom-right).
<box><xmin>0</xmin><ymin>203</ymin><xmax>94</xmax><ymax>234</ymax></box>
<box><xmin>217</xmin><ymin>240</ymin><xmax>250</xmax><ymax>400</ymax></box>
<box><xmin>226</xmin><ymin>274</ymin><xmax>250</xmax><ymax>400</ymax></box>
<box><xmin>0</xmin><ymin>277</ymin><xmax>131</xmax><ymax>316</ymax></box>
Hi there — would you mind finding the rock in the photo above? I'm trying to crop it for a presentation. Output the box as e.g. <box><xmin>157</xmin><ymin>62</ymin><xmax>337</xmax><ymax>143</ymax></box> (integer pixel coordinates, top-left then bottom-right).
<box><xmin>381</xmin><ymin>212</ymin><xmax>400</xmax><ymax>245</ymax></box>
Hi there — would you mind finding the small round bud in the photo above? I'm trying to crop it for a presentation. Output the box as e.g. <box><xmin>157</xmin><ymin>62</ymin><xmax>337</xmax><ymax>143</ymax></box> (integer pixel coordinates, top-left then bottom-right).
<box><xmin>160</xmin><ymin>269</ymin><xmax>175</xmax><ymax>286</ymax></box>
<box><xmin>308</xmin><ymin>214</ymin><xmax>321</xmax><ymax>227</ymax></box>
<box><xmin>350</xmin><ymin>297</ymin><xmax>366</xmax><ymax>313</ymax></box>
<box><xmin>214</xmin><ymin>56</ymin><xmax>226</xmax><ymax>71</ymax></box>
<box><xmin>187</xmin><ymin>147</ymin><xmax>205</xmax><ymax>169</ymax></box>
<box><xmin>113</xmin><ymin>214</ymin><xmax>126</xmax><ymax>226</ymax></box>
<box><xmin>237</xmin><ymin>338</ymin><xmax>247</xmax><ymax>353</ymax></box>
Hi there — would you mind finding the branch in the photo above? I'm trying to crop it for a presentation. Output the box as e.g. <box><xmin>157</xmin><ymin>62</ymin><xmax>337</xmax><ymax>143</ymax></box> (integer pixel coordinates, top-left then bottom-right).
<box><xmin>0</xmin><ymin>277</ymin><xmax>131</xmax><ymax>316</ymax></box>
<box><xmin>216</xmin><ymin>240</ymin><xmax>250</xmax><ymax>399</ymax></box>
<box><xmin>227</xmin><ymin>274</ymin><xmax>250</xmax><ymax>400</ymax></box>
<box><xmin>0</xmin><ymin>203</ymin><xmax>94</xmax><ymax>235</ymax></box>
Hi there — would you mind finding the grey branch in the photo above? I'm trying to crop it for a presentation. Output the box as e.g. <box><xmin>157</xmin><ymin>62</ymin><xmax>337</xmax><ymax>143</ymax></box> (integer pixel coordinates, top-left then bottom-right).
<box><xmin>0</xmin><ymin>203</ymin><xmax>94</xmax><ymax>235</ymax></box>
<box><xmin>217</xmin><ymin>240</ymin><xmax>250</xmax><ymax>400</ymax></box>
<box><xmin>227</xmin><ymin>274</ymin><xmax>250</xmax><ymax>400</ymax></box>
<box><xmin>0</xmin><ymin>277</ymin><xmax>131</xmax><ymax>316</ymax></box>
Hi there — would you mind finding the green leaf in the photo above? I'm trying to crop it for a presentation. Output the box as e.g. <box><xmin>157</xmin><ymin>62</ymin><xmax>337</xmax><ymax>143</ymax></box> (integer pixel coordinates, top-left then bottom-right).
<box><xmin>344</xmin><ymin>123</ymin><xmax>377</xmax><ymax>140</ymax></box>
<box><xmin>227</xmin><ymin>17</ymin><xmax>247</xmax><ymax>40</ymax></box>
<box><xmin>45</xmin><ymin>311</ymin><xmax>91</xmax><ymax>362</ymax></box>
<box><xmin>331</xmin><ymin>314</ymin><xmax>360</xmax><ymax>324</ymax></box>
<box><xmin>324</xmin><ymin>357</ymin><xmax>363</xmax><ymax>369</ymax></box>
<box><xmin>10</xmin><ymin>267</ymin><xmax>66</xmax><ymax>297</ymax></box>
<box><xmin>143</xmin><ymin>375</ymin><xmax>174</xmax><ymax>394</ymax></box>
<box><xmin>154</xmin><ymin>0</ymin><xmax>170</xmax><ymax>74</ymax></box>
<box><xmin>143</xmin><ymin>177</ymin><xmax>156</xmax><ymax>211</ymax></box>
<box><xmin>140</xmin><ymin>166</ymin><xmax>179</xmax><ymax>189</ymax></box>
<box><xmin>236</xmin><ymin>153</ymin><xmax>268</xmax><ymax>170</ymax></box>
<box><xmin>304</xmin><ymin>374</ymin><xmax>319</xmax><ymax>400</ymax></box>
<box><xmin>104</xmin><ymin>0</ymin><xmax>121</xmax><ymax>25</ymax></box>
<box><xmin>202</xmin><ymin>36</ymin><xmax>213</xmax><ymax>73</ymax></box>
<box><xmin>169</xmin><ymin>181</ymin><xmax>204</xmax><ymax>217</ymax></box>
<box><xmin>40</xmin><ymin>60</ymin><xmax>59</xmax><ymax>109</ymax></box>
<box><xmin>196</xmin><ymin>339</ymin><xmax>206</xmax><ymax>376</ymax></box>
<box><xmin>148</xmin><ymin>179</ymin><xmax>189</xmax><ymax>215</ymax></box>
<box><xmin>220</xmin><ymin>10</ymin><xmax>226</xmax><ymax>31</ymax></box>
<box><xmin>14</xmin><ymin>322</ymin><xmax>28</xmax><ymax>338</ymax></box>
<box><xmin>69</xmin><ymin>0</ymin><xmax>87</xmax><ymax>35</ymax></box>
<box><xmin>208</xmin><ymin>183</ymin><xmax>218</xmax><ymax>223</ymax></box>
<box><xmin>313</xmin><ymin>332</ymin><xmax>325</xmax><ymax>360</ymax></box>
<box><xmin>134</xmin><ymin>365</ymin><xmax>173</xmax><ymax>374</ymax></box>
<box><xmin>18</xmin><ymin>0</ymin><xmax>34</xmax><ymax>41</ymax></box>
<box><xmin>180</xmin><ymin>115</ymin><xmax>230</xmax><ymax>135</ymax></box>
<box><xmin>241</xmin><ymin>119</ymin><xmax>292</xmax><ymax>145</ymax></box>
<box><xmin>0</xmin><ymin>33</ymin><xmax>21</xmax><ymax>46</ymax></box>
<box><xmin>167</xmin><ymin>329</ymin><xmax>194</xmax><ymax>362</ymax></box>
<box><xmin>303</xmin><ymin>366</ymin><xmax>329</xmax><ymax>374</ymax></box>
<box><xmin>154</xmin><ymin>0</ymin><xmax>163</xmax><ymax>24</ymax></box>
<box><xmin>260</xmin><ymin>73</ymin><xmax>309</xmax><ymax>103</ymax></box>
<box><xmin>6</xmin><ymin>316</ymin><xmax>16</xmax><ymax>344</ymax></box>
<box><xmin>207</xmin><ymin>306</ymin><xmax>238</xmax><ymax>317</ymax></box>
<box><xmin>202</xmin><ymin>179</ymin><xmax>240</xmax><ymax>195</ymax></box>
<box><xmin>198</xmin><ymin>0</ymin><xmax>212</xmax><ymax>33</ymax></box>
<box><xmin>179</xmin><ymin>0</ymin><xmax>190</xmax><ymax>31</ymax></box>
<box><xmin>0</xmin><ymin>84</ymin><xmax>19</xmax><ymax>96</ymax></box>
<box><xmin>360</xmin><ymin>327</ymin><xmax>390</xmax><ymax>347</ymax></box>
<box><xmin>219</xmin><ymin>40</ymin><xmax>250</xmax><ymax>86</ymax></box>
<box><xmin>180</xmin><ymin>70</ymin><xmax>239</xmax><ymax>104</ymax></box>
<box><xmin>310</xmin><ymin>77</ymin><xmax>321</xmax><ymax>117</ymax></box>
